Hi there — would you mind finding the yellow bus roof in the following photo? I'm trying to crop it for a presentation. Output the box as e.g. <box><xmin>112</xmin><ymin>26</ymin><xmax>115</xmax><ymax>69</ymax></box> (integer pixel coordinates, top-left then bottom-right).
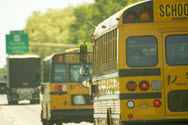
<box><xmin>93</xmin><ymin>0</ymin><xmax>152</xmax><ymax>38</ymax></box>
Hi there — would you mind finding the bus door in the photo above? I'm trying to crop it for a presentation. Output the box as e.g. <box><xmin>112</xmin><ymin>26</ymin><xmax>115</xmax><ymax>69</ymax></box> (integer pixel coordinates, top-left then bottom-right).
<box><xmin>162</xmin><ymin>32</ymin><xmax>188</xmax><ymax>116</ymax></box>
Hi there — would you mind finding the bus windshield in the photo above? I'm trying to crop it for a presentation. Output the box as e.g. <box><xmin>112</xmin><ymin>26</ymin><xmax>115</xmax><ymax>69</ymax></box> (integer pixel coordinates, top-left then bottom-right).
<box><xmin>69</xmin><ymin>64</ymin><xmax>92</xmax><ymax>83</ymax></box>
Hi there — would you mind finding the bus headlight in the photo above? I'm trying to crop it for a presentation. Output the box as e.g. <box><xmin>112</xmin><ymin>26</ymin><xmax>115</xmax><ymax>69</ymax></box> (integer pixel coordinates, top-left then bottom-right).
<box><xmin>127</xmin><ymin>100</ymin><xmax>135</xmax><ymax>108</ymax></box>
<box><xmin>72</xmin><ymin>95</ymin><xmax>86</xmax><ymax>105</ymax></box>
<box><xmin>151</xmin><ymin>80</ymin><xmax>162</xmax><ymax>91</ymax></box>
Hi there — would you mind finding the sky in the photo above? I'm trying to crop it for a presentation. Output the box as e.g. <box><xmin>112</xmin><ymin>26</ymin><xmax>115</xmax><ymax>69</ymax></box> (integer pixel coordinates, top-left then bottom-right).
<box><xmin>0</xmin><ymin>0</ymin><xmax>94</xmax><ymax>68</ymax></box>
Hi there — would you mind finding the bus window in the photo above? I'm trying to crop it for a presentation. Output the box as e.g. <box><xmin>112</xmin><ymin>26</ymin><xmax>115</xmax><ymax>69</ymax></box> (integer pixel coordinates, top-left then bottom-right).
<box><xmin>53</xmin><ymin>64</ymin><xmax>67</xmax><ymax>83</ymax></box>
<box><xmin>126</xmin><ymin>36</ymin><xmax>157</xmax><ymax>67</ymax></box>
<box><xmin>166</xmin><ymin>35</ymin><xmax>188</xmax><ymax>66</ymax></box>
<box><xmin>69</xmin><ymin>64</ymin><xmax>92</xmax><ymax>83</ymax></box>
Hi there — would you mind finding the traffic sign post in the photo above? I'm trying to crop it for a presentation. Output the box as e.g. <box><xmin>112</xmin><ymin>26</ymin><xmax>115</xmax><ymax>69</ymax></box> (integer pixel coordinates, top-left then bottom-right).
<box><xmin>6</xmin><ymin>30</ymin><xmax>29</xmax><ymax>54</ymax></box>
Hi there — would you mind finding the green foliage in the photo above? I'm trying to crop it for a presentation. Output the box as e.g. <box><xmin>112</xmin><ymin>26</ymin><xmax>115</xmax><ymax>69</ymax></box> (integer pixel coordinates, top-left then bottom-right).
<box><xmin>69</xmin><ymin>3</ymin><xmax>95</xmax><ymax>46</ymax></box>
<box><xmin>24</xmin><ymin>0</ymin><xmax>142</xmax><ymax>59</ymax></box>
<box><xmin>25</xmin><ymin>7</ymin><xmax>75</xmax><ymax>59</ymax></box>
<box><xmin>69</xmin><ymin>0</ymin><xmax>142</xmax><ymax>50</ymax></box>
<box><xmin>0</xmin><ymin>65</ymin><xmax>7</xmax><ymax>80</ymax></box>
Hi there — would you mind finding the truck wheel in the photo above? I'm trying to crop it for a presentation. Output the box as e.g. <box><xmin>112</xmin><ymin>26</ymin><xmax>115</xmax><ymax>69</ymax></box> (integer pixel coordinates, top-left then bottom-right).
<box><xmin>8</xmin><ymin>100</ymin><xmax>12</xmax><ymax>105</ymax></box>
<box><xmin>7</xmin><ymin>94</ymin><xmax>12</xmax><ymax>105</ymax></box>
<box><xmin>8</xmin><ymin>98</ymin><xmax>12</xmax><ymax>104</ymax></box>
<box><xmin>12</xmin><ymin>100</ymin><xmax>18</xmax><ymax>104</ymax></box>
<box><xmin>36</xmin><ymin>100</ymin><xmax>40</xmax><ymax>104</ymax></box>
<box><xmin>30</xmin><ymin>100</ymin><xmax>35</xmax><ymax>104</ymax></box>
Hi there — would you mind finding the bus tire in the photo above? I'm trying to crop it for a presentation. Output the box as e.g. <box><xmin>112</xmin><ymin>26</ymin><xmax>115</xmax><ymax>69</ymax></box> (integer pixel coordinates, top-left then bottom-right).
<box><xmin>47</xmin><ymin>120</ymin><xmax>53</xmax><ymax>125</ymax></box>
<box><xmin>56</xmin><ymin>121</ymin><xmax>62</xmax><ymax>125</ymax></box>
<box><xmin>42</xmin><ymin>119</ymin><xmax>47</xmax><ymax>125</ymax></box>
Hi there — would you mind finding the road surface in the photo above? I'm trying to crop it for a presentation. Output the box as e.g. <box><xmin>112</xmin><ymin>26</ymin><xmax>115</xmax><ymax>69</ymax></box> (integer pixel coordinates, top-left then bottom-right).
<box><xmin>0</xmin><ymin>94</ymin><xmax>181</xmax><ymax>125</ymax></box>
<box><xmin>0</xmin><ymin>94</ymin><xmax>93</xmax><ymax>125</ymax></box>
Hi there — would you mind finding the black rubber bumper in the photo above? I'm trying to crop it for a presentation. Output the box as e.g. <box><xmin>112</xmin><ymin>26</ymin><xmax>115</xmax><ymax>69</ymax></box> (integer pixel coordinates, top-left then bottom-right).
<box><xmin>51</xmin><ymin>109</ymin><xmax>94</xmax><ymax>123</ymax></box>
<box><xmin>121</xmin><ymin>119</ymin><xmax>188</xmax><ymax>125</ymax></box>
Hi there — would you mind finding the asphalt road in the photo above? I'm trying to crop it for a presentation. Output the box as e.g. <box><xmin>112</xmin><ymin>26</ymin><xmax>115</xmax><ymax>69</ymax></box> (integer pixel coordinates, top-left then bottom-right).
<box><xmin>0</xmin><ymin>94</ymin><xmax>93</xmax><ymax>125</ymax></box>
<box><xmin>0</xmin><ymin>94</ymin><xmax>183</xmax><ymax>125</ymax></box>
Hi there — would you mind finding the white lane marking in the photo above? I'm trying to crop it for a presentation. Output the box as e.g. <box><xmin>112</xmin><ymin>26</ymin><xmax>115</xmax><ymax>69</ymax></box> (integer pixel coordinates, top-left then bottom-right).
<box><xmin>1</xmin><ymin>106</ymin><xmax>18</xmax><ymax>125</ymax></box>
<box><xmin>8</xmin><ymin>118</ymin><xmax>13</xmax><ymax>121</ymax></box>
<box><xmin>14</xmin><ymin>122</ymin><xmax>18</xmax><ymax>125</ymax></box>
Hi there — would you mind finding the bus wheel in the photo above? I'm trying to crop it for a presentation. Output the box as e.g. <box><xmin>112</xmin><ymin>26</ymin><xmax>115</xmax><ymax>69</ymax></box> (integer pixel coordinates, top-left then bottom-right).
<box><xmin>56</xmin><ymin>121</ymin><xmax>62</xmax><ymax>125</ymax></box>
<box><xmin>47</xmin><ymin>120</ymin><xmax>54</xmax><ymax>125</ymax></box>
<box><xmin>42</xmin><ymin>119</ymin><xmax>47</xmax><ymax>125</ymax></box>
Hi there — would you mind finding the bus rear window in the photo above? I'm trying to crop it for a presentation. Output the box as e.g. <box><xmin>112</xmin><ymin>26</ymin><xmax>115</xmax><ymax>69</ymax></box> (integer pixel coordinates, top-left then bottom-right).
<box><xmin>126</xmin><ymin>36</ymin><xmax>157</xmax><ymax>67</ymax></box>
<box><xmin>166</xmin><ymin>35</ymin><xmax>188</xmax><ymax>66</ymax></box>
<box><xmin>53</xmin><ymin>64</ymin><xmax>67</xmax><ymax>83</ymax></box>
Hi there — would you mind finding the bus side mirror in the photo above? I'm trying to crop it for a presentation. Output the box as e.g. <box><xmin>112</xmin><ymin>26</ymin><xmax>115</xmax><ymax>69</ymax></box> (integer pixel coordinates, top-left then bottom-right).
<box><xmin>89</xmin><ymin>82</ymin><xmax>96</xmax><ymax>101</ymax></box>
<box><xmin>40</xmin><ymin>83</ymin><xmax>44</xmax><ymax>94</ymax></box>
<box><xmin>81</xmin><ymin>80</ymin><xmax>90</xmax><ymax>88</ymax></box>
<box><xmin>80</xmin><ymin>44</ymin><xmax>87</xmax><ymax>64</ymax></box>
<box><xmin>80</xmin><ymin>65</ymin><xmax>89</xmax><ymax>76</ymax></box>
<box><xmin>81</xmin><ymin>78</ymin><xmax>92</xmax><ymax>88</ymax></box>
<box><xmin>41</xmin><ymin>86</ymin><xmax>44</xmax><ymax>94</ymax></box>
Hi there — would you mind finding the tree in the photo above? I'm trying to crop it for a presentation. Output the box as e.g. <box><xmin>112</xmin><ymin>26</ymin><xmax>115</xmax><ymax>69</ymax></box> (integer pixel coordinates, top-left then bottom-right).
<box><xmin>69</xmin><ymin>0</ymin><xmax>142</xmax><ymax>50</ymax></box>
<box><xmin>0</xmin><ymin>65</ymin><xmax>7</xmax><ymax>81</ymax></box>
<box><xmin>24</xmin><ymin>7</ymin><xmax>75</xmax><ymax>60</ymax></box>
<box><xmin>24</xmin><ymin>0</ymin><xmax>142</xmax><ymax>56</ymax></box>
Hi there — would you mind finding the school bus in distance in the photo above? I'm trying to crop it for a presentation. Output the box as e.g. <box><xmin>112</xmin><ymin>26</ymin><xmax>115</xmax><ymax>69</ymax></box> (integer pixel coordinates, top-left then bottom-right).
<box><xmin>40</xmin><ymin>49</ymin><xmax>93</xmax><ymax>125</ymax></box>
<box><xmin>80</xmin><ymin>0</ymin><xmax>188</xmax><ymax>124</ymax></box>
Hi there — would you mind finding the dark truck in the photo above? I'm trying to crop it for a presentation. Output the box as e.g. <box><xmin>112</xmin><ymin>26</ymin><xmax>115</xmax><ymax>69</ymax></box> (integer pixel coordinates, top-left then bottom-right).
<box><xmin>7</xmin><ymin>55</ymin><xmax>41</xmax><ymax>104</ymax></box>
<box><xmin>0</xmin><ymin>81</ymin><xmax>7</xmax><ymax>94</ymax></box>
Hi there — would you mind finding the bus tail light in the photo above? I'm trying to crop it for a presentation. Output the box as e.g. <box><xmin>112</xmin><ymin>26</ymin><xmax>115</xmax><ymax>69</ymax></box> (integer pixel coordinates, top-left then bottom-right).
<box><xmin>140</xmin><ymin>11</ymin><xmax>150</xmax><ymax>21</ymax></box>
<box><xmin>154</xmin><ymin>100</ymin><xmax>161</xmax><ymax>107</ymax></box>
<box><xmin>151</xmin><ymin>80</ymin><xmax>162</xmax><ymax>91</ymax></box>
<box><xmin>128</xmin><ymin>114</ymin><xmax>133</xmax><ymax>119</ymax></box>
<box><xmin>126</xmin><ymin>81</ymin><xmax>137</xmax><ymax>91</ymax></box>
<box><xmin>53</xmin><ymin>55</ymin><xmax>63</xmax><ymax>62</ymax></box>
<box><xmin>55</xmin><ymin>85</ymin><xmax>66</xmax><ymax>92</ymax></box>
<box><xmin>64</xmin><ymin>101</ymin><xmax>67</xmax><ymax>105</ymax></box>
<box><xmin>126</xmin><ymin>11</ymin><xmax>137</xmax><ymax>22</ymax></box>
<box><xmin>139</xmin><ymin>80</ymin><xmax>149</xmax><ymax>91</ymax></box>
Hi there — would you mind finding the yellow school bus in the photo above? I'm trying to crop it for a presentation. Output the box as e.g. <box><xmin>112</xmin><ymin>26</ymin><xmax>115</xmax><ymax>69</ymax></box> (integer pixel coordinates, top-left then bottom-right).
<box><xmin>40</xmin><ymin>49</ymin><xmax>93</xmax><ymax>125</ymax></box>
<box><xmin>80</xmin><ymin>0</ymin><xmax>188</xmax><ymax>124</ymax></box>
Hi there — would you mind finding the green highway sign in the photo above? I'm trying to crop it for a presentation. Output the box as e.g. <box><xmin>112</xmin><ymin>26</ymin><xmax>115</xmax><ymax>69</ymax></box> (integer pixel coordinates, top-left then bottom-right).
<box><xmin>10</xmin><ymin>30</ymin><xmax>25</xmax><ymax>35</ymax></box>
<box><xmin>6</xmin><ymin>31</ymin><xmax>29</xmax><ymax>54</ymax></box>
